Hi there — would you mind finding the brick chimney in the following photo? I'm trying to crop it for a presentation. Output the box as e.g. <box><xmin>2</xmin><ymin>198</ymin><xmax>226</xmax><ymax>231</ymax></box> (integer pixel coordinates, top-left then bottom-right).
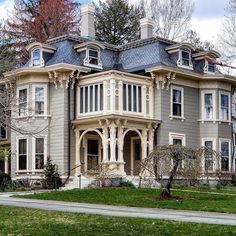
<box><xmin>140</xmin><ymin>18</ymin><xmax>154</xmax><ymax>40</ymax></box>
<box><xmin>81</xmin><ymin>4</ymin><xmax>95</xmax><ymax>39</ymax></box>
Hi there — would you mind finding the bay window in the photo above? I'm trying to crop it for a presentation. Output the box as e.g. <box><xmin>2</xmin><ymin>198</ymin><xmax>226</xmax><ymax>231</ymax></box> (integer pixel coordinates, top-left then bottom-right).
<box><xmin>123</xmin><ymin>84</ymin><xmax>142</xmax><ymax>113</ymax></box>
<box><xmin>171</xmin><ymin>86</ymin><xmax>183</xmax><ymax>118</ymax></box>
<box><xmin>202</xmin><ymin>90</ymin><xmax>215</xmax><ymax>120</ymax></box>
<box><xmin>18</xmin><ymin>138</ymin><xmax>27</xmax><ymax>170</ymax></box>
<box><xmin>220</xmin><ymin>92</ymin><xmax>230</xmax><ymax>121</ymax></box>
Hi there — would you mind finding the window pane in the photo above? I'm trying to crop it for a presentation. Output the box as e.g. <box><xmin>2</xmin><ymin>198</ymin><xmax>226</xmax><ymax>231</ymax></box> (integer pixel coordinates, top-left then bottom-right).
<box><xmin>173</xmin><ymin>89</ymin><xmax>181</xmax><ymax>103</ymax></box>
<box><xmin>128</xmin><ymin>85</ymin><xmax>132</xmax><ymax>111</ymax></box>
<box><xmin>80</xmin><ymin>87</ymin><xmax>83</xmax><ymax>113</ymax></box>
<box><xmin>173</xmin><ymin>139</ymin><xmax>182</xmax><ymax>145</ymax></box>
<box><xmin>32</xmin><ymin>49</ymin><xmax>41</xmax><ymax>66</ymax></box>
<box><xmin>204</xmin><ymin>94</ymin><xmax>213</xmax><ymax>119</ymax></box>
<box><xmin>95</xmin><ymin>85</ymin><xmax>98</xmax><ymax>111</ymax></box>
<box><xmin>90</xmin><ymin>86</ymin><xmax>93</xmax><ymax>112</ymax></box>
<box><xmin>100</xmin><ymin>84</ymin><xmax>103</xmax><ymax>110</ymax></box>
<box><xmin>85</xmin><ymin>87</ymin><xmax>88</xmax><ymax>113</ymax></box>
<box><xmin>221</xmin><ymin>141</ymin><xmax>229</xmax><ymax>171</ymax></box>
<box><xmin>133</xmin><ymin>86</ymin><xmax>137</xmax><ymax>112</ymax></box>
<box><xmin>138</xmin><ymin>86</ymin><xmax>142</xmax><ymax>112</ymax></box>
<box><xmin>19</xmin><ymin>89</ymin><xmax>27</xmax><ymax>103</ymax></box>
<box><xmin>19</xmin><ymin>139</ymin><xmax>26</xmax><ymax>155</ymax></box>
<box><xmin>35</xmin><ymin>88</ymin><xmax>44</xmax><ymax>101</ymax></box>
<box><xmin>36</xmin><ymin>154</ymin><xmax>44</xmax><ymax>169</ymax></box>
<box><xmin>123</xmin><ymin>84</ymin><xmax>127</xmax><ymax>110</ymax></box>
<box><xmin>208</xmin><ymin>63</ymin><xmax>215</xmax><ymax>72</ymax></box>
<box><xmin>19</xmin><ymin>139</ymin><xmax>27</xmax><ymax>170</ymax></box>
<box><xmin>173</xmin><ymin>104</ymin><xmax>181</xmax><ymax>116</ymax></box>
<box><xmin>221</xmin><ymin>94</ymin><xmax>229</xmax><ymax>120</ymax></box>
<box><xmin>0</xmin><ymin>126</ymin><xmax>6</xmax><ymax>139</ymax></box>
<box><xmin>36</xmin><ymin>138</ymin><xmax>44</xmax><ymax>154</ymax></box>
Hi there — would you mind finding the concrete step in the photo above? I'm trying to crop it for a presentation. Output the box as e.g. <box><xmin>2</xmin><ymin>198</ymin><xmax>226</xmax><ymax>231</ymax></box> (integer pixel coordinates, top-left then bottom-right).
<box><xmin>61</xmin><ymin>176</ymin><xmax>96</xmax><ymax>190</ymax></box>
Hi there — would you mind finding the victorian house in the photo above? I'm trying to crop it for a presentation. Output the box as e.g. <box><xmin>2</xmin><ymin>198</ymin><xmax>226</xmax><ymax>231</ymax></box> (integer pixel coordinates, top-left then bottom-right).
<box><xmin>1</xmin><ymin>4</ymin><xmax>236</xmax><ymax>185</ymax></box>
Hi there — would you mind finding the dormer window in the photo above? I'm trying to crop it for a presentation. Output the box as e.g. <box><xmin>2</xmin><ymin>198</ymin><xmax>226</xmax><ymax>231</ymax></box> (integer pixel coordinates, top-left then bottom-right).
<box><xmin>204</xmin><ymin>60</ymin><xmax>216</xmax><ymax>73</ymax></box>
<box><xmin>88</xmin><ymin>48</ymin><xmax>99</xmax><ymax>65</ymax></box>
<box><xmin>74</xmin><ymin>42</ymin><xmax>104</xmax><ymax>69</ymax></box>
<box><xmin>181</xmin><ymin>50</ymin><xmax>191</xmax><ymax>67</ymax></box>
<box><xmin>32</xmin><ymin>49</ymin><xmax>41</xmax><ymax>66</ymax></box>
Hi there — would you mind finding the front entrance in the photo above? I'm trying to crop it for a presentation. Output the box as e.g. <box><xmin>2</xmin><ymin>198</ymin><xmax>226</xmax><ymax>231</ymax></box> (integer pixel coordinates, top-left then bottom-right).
<box><xmin>87</xmin><ymin>139</ymin><xmax>99</xmax><ymax>171</ymax></box>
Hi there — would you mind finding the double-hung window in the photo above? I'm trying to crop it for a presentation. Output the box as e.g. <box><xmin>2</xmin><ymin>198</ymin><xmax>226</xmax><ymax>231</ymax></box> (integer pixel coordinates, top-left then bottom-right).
<box><xmin>123</xmin><ymin>84</ymin><xmax>142</xmax><ymax>113</ymax></box>
<box><xmin>220</xmin><ymin>92</ymin><xmax>230</xmax><ymax>121</ymax></box>
<box><xmin>203</xmin><ymin>139</ymin><xmax>215</xmax><ymax>172</ymax></box>
<box><xmin>18</xmin><ymin>138</ymin><xmax>27</xmax><ymax>170</ymax></box>
<box><xmin>171</xmin><ymin>86</ymin><xmax>183</xmax><ymax>118</ymax></box>
<box><xmin>88</xmin><ymin>48</ymin><xmax>99</xmax><ymax>65</ymax></box>
<box><xmin>35</xmin><ymin>138</ymin><xmax>45</xmax><ymax>170</ymax></box>
<box><xmin>18</xmin><ymin>88</ymin><xmax>28</xmax><ymax>116</ymax></box>
<box><xmin>35</xmin><ymin>87</ymin><xmax>45</xmax><ymax>115</ymax></box>
<box><xmin>202</xmin><ymin>91</ymin><xmax>215</xmax><ymax>120</ymax></box>
<box><xmin>220</xmin><ymin>139</ymin><xmax>230</xmax><ymax>171</ymax></box>
<box><xmin>181</xmin><ymin>50</ymin><xmax>191</xmax><ymax>67</ymax></box>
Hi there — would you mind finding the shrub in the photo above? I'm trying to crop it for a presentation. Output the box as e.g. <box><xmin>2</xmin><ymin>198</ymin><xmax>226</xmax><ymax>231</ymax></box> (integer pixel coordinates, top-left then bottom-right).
<box><xmin>120</xmin><ymin>180</ymin><xmax>136</xmax><ymax>189</ymax></box>
<box><xmin>42</xmin><ymin>157</ymin><xmax>62</xmax><ymax>189</ymax></box>
<box><xmin>0</xmin><ymin>173</ymin><xmax>11</xmax><ymax>185</ymax></box>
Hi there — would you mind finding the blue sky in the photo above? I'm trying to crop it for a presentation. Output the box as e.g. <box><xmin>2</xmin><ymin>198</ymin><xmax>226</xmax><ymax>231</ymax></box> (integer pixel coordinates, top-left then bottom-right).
<box><xmin>0</xmin><ymin>0</ymin><xmax>229</xmax><ymax>43</ymax></box>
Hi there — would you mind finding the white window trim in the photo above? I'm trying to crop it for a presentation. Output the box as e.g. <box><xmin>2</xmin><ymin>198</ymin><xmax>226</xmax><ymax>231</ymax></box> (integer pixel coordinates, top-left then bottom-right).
<box><xmin>17</xmin><ymin>85</ymin><xmax>29</xmax><ymax>118</ymax></box>
<box><xmin>29</xmin><ymin>47</ymin><xmax>44</xmax><ymax>67</ymax></box>
<box><xmin>32</xmin><ymin>135</ymin><xmax>48</xmax><ymax>171</ymax></box>
<box><xmin>219</xmin><ymin>138</ymin><xmax>232</xmax><ymax>171</ymax></box>
<box><xmin>204</xmin><ymin>60</ymin><xmax>216</xmax><ymax>74</ymax></box>
<box><xmin>84</xmin><ymin>46</ymin><xmax>103</xmax><ymax>69</ymax></box>
<box><xmin>32</xmin><ymin>84</ymin><xmax>48</xmax><ymax>117</ymax></box>
<box><xmin>169</xmin><ymin>132</ymin><xmax>186</xmax><ymax>146</ymax></box>
<box><xmin>201</xmin><ymin>90</ymin><xmax>216</xmax><ymax>122</ymax></box>
<box><xmin>219</xmin><ymin>91</ymin><xmax>231</xmax><ymax>122</ymax></box>
<box><xmin>170</xmin><ymin>85</ymin><xmax>185</xmax><ymax>121</ymax></box>
<box><xmin>177</xmin><ymin>49</ymin><xmax>193</xmax><ymax>70</ymax></box>
<box><xmin>202</xmin><ymin>138</ymin><xmax>217</xmax><ymax>171</ymax></box>
<box><xmin>16</xmin><ymin>136</ymin><xmax>29</xmax><ymax>172</ymax></box>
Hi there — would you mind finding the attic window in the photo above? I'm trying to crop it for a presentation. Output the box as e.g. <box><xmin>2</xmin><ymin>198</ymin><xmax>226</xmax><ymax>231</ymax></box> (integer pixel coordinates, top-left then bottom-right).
<box><xmin>177</xmin><ymin>48</ymin><xmax>193</xmax><ymax>70</ymax></box>
<box><xmin>32</xmin><ymin>48</ymin><xmax>41</xmax><ymax>66</ymax></box>
<box><xmin>88</xmin><ymin>48</ymin><xmax>99</xmax><ymax>65</ymax></box>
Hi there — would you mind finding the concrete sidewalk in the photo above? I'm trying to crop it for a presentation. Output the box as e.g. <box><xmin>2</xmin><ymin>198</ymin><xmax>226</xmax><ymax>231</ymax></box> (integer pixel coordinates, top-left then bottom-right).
<box><xmin>0</xmin><ymin>196</ymin><xmax>236</xmax><ymax>226</ymax></box>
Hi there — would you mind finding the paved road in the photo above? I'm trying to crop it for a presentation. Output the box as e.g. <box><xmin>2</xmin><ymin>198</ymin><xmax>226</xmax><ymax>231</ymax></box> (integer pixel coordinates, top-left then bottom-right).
<box><xmin>0</xmin><ymin>196</ymin><xmax>236</xmax><ymax>226</ymax></box>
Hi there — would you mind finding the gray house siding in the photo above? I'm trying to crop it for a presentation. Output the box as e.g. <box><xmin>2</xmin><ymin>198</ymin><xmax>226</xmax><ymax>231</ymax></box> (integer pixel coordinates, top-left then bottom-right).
<box><xmin>156</xmin><ymin>84</ymin><xmax>200</xmax><ymax>148</ymax></box>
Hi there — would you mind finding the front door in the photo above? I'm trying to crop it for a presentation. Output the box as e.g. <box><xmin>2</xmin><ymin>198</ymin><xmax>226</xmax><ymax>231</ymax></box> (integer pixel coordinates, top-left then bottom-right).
<box><xmin>87</xmin><ymin>139</ymin><xmax>99</xmax><ymax>171</ymax></box>
<box><xmin>131</xmin><ymin>138</ymin><xmax>142</xmax><ymax>176</ymax></box>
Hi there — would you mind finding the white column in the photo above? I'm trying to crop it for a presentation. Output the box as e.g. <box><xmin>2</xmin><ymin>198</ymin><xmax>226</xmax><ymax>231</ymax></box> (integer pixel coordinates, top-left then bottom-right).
<box><xmin>109</xmin><ymin>122</ymin><xmax>117</xmax><ymax>162</ymax></box>
<box><xmin>110</xmin><ymin>79</ymin><xmax>116</xmax><ymax>114</ymax></box>
<box><xmin>75</xmin><ymin>129</ymin><xmax>81</xmax><ymax>176</ymax></box>
<box><xmin>5</xmin><ymin>159</ymin><xmax>9</xmax><ymax>174</ymax></box>
<box><xmin>102</xmin><ymin>125</ymin><xmax>109</xmax><ymax>162</ymax></box>
<box><xmin>117</xmin><ymin>125</ymin><xmax>124</xmax><ymax>162</ymax></box>
<box><xmin>142</xmin><ymin>128</ymin><xmax>148</xmax><ymax>160</ymax></box>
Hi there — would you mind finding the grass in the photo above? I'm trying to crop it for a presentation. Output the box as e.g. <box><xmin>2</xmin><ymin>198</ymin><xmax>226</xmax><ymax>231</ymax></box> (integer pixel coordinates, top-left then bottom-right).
<box><xmin>15</xmin><ymin>187</ymin><xmax>236</xmax><ymax>214</ymax></box>
<box><xmin>0</xmin><ymin>206</ymin><xmax>235</xmax><ymax>235</ymax></box>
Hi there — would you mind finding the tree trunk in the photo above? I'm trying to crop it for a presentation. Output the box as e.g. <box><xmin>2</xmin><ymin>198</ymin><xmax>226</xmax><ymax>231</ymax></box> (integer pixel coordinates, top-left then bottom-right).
<box><xmin>161</xmin><ymin>158</ymin><xmax>179</xmax><ymax>198</ymax></box>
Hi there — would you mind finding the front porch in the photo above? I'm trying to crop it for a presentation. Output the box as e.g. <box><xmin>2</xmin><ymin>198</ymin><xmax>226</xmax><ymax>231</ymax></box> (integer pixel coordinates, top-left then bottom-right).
<box><xmin>73</xmin><ymin>116</ymin><xmax>158</xmax><ymax>177</ymax></box>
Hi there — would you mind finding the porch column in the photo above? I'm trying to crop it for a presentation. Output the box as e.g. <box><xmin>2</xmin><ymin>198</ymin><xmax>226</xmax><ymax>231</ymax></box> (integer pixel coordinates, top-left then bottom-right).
<box><xmin>109</xmin><ymin>122</ymin><xmax>117</xmax><ymax>162</ymax></box>
<box><xmin>117</xmin><ymin>126</ymin><xmax>124</xmax><ymax>162</ymax></box>
<box><xmin>142</xmin><ymin>128</ymin><xmax>148</xmax><ymax>160</ymax></box>
<box><xmin>75</xmin><ymin>129</ymin><xmax>81</xmax><ymax>176</ymax></box>
<box><xmin>102</xmin><ymin>125</ymin><xmax>109</xmax><ymax>162</ymax></box>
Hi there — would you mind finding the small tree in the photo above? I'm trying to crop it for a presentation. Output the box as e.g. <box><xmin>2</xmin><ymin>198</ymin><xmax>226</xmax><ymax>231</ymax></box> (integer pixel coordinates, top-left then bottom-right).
<box><xmin>140</xmin><ymin>145</ymin><xmax>220</xmax><ymax>198</ymax></box>
<box><xmin>42</xmin><ymin>157</ymin><xmax>62</xmax><ymax>189</ymax></box>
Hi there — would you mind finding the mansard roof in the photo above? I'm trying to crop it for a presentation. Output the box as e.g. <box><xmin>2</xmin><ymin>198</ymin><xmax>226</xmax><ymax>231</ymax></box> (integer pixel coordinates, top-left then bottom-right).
<box><xmin>20</xmin><ymin>34</ymin><xmax>222</xmax><ymax>76</ymax></box>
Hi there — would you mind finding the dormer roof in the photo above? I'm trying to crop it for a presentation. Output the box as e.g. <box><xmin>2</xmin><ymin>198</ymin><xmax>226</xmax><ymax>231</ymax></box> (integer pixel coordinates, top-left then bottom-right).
<box><xmin>165</xmin><ymin>43</ymin><xmax>196</xmax><ymax>53</ymax></box>
<box><xmin>26</xmin><ymin>42</ymin><xmax>57</xmax><ymax>53</ymax></box>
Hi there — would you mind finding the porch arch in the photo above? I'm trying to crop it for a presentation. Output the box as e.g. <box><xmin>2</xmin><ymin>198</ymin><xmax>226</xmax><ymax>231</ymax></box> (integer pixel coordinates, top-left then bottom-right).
<box><xmin>78</xmin><ymin>128</ymin><xmax>103</xmax><ymax>147</ymax></box>
<box><xmin>123</xmin><ymin>128</ymin><xmax>143</xmax><ymax>143</ymax></box>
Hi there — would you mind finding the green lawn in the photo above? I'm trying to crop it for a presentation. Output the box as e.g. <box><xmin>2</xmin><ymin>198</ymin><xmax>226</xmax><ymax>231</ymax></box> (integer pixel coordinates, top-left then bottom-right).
<box><xmin>15</xmin><ymin>187</ymin><xmax>236</xmax><ymax>213</ymax></box>
<box><xmin>0</xmin><ymin>206</ymin><xmax>235</xmax><ymax>235</ymax></box>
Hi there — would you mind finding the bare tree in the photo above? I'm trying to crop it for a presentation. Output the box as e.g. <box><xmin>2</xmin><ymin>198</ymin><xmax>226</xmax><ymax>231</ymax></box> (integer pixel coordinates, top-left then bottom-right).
<box><xmin>218</xmin><ymin>0</ymin><xmax>236</xmax><ymax>62</ymax></box>
<box><xmin>140</xmin><ymin>145</ymin><xmax>223</xmax><ymax>198</ymax></box>
<box><xmin>148</xmin><ymin>0</ymin><xmax>194</xmax><ymax>41</ymax></box>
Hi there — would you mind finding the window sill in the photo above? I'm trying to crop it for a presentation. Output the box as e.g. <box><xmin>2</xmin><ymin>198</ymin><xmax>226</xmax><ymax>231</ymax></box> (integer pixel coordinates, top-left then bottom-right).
<box><xmin>198</xmin><ymin>119</ymin><xmax>232</xmax><ymax>125</ymax></box>
<box><xmin>177</xmin><ymin>65</ymin><xmax>193</xmax><ymax>70</ymax></box>
<box><xmin>169</xmin><ymin>115</ymin><xmax>185</xmax><ymax>122</ymax></box>
<box><xmin>84</xmin><ymin>63</ymin><xmax>103</xmax><ymax>70</ymax></box>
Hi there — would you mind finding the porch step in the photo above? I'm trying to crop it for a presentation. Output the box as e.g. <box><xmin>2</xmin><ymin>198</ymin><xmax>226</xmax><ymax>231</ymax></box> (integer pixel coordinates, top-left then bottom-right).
<box><xmin>61</xmin><ymin>176</ymin><xmax>96</xmax><ymax>190</ymax></box>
